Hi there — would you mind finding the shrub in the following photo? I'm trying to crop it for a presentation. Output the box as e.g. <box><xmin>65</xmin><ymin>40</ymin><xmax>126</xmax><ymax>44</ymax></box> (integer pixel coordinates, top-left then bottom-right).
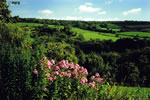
<box><xmin>46</xmin><ymin>42</ymin><xmax>78</xmax><ymax>63</ymax></box>
<box><xmin>32</xmin><ymin>56</ymin><xmax>110</xmax><ymax>99</ymax></box>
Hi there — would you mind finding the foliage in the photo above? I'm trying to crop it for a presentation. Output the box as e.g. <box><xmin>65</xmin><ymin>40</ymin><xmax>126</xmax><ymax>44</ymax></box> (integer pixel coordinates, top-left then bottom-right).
<box><xmin>0</xmin><ymin>22</ymin><xmax>33</xmax><ymax>99</ymax></box>
<box><xmin>46</xmin><ymin>42</ymin><xmax>78</xmax><ymax>64</ymax></box>
<box><xmin>0</xmin><ymin>22</ymin><xmax>34</xmax><ymax>47</ymax></box>
<box><xmin>32</xmin><ymin>57</ymin><xmax>109</xmax><ymax>99</ymax></box>
<box><xmin>0</xmin><ymin>0</ymin><xmax>11</xmax><ymax>22</ymax></box>
<box><xmin>1</xmin><ymin>16</ymin><xmax>150</xmax><ymax>99</ymax></box>
<box><xmin>84</xmin><ymin>52</ymin><xmax>105</xmax><ymax>75</ymax></box>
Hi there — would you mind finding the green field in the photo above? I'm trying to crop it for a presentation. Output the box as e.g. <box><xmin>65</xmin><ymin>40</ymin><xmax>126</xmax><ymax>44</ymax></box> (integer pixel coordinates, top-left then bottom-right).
<box><xmin>107</xmin><ymin>23</ymin><xmax>121</xmax><ymax>29</ymax></box>
<box><xmin>116</xmin><ymin>86</ymin><xmax>150</xmax><ymax>99</ymax></box>
<box><xmin>72</xmin><ymin>28</ymin><xmax>119</xmax><ymax>41</ymax></box>
<box><xmin>15</xmin><ymin>22</ymin><xmax>150</xmax><ymax>41</ymax></box>
<box><xmin>119</xmin><ymin>32</ymin><xmax>150</xmax><ymax>38</ymax></box>
<box><xmin>15</xmin><ymin>22</ymin><xmax>44</xmax><ymax>27</ymax></box>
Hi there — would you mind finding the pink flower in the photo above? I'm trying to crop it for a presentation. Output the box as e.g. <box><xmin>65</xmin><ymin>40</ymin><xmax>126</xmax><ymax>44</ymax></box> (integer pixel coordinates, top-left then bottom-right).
<box><xmin>41</xmin><ymin>56</ymin><xmax>47</xmax><ymax>61</ymax></box>
<box><xmin>74</xmin><ymin>74</ymin><xmax>78</xmax><ymax>79</ymax></box>
<box><xmin>50</xmin><ymin>59</ymin><xmax>55</xmax><ymax>65</ymax></box>
<box><xmin>95</xmin><ymin>73</ymin><xmax>100</xmax><ymax>77</ymax></box>
<box><xmin>64</xmin><ymin>65</ymin><xmax>69</xmax><ymax>69</ymax></box>
<box><xmin>47</xmin><ymin>60</ymin><xmax>52</xmax><ymax>69</ymax></box>
<box><xmin>69</xmin><ymin>63</ymin><xmax>74</xmax><ymax>69</ymax></box>
<box><xmin>46</xmin><ymin>73</ymin><xmax>51</xmax><ymax>78</ymax></box>
<box><xmin>49</xmin><ymin>77</ymin><xmax>53</xmax><ymax>82</ymax></box>
<box><xmin>72</xmin><ymin>70</ymin><xmax>77</xmax><ymax>75</ymax></box>
<box><xmin>54</xmin><ymin>71</ymin><xmax>59</xmax><ymax>76</ymax></box>
<box><xmin>72</xmin><ymin>70</ymin><xmax>79</xmax><ymax>79</ymax></box>
<box><xmin>42</xmin><ymin>88</ymin><xmax>47</xmax><ymax>92</ymax></box>
<box><xmin>33</xmin><ymin>69</ymin><xmax>38</xmax><ymax>75</ymax></box>
<box><xmin>53</xmin><ymin>76</ymin><xmax>56</xmax><ymax>80</ymax></box>
<box><xmin>74</xmin><ymin>64</ymin><xmax>79</xmax><ymax>69</ymax></box>
<box><xmin>89</xmin><ymin>81</ymin><xmax>95</xmax><ymax>87</ymax></box>
<box><xmin>66</xmin><ymin>60</ymin><xmax>69</xmax><ymax>64</ymax></box>
<box><xmin>66</xmin><ymin>73</ymin><xmax>71</xmax><ymax>78</ymax></box>
<box><xmin>90</xmin><ymin>75</ymin><xmax>95</xmax><ymax>80</ymax></box>
<box><xmin>55</xmin><ymin>66</ymin><xmax>60</xmax><ymax>71</ymax></box>
<box><xmin>96</xmin><ymin>78</ymin><xmax>103</xmax><ymax>83</ymax></box>
<box><xmin>62</xmin><ymin>60</ymin><xmax>66</xmax><ymax>64</ymax></box>
<box><xmin>60</xmin><ymin>72</ymin><xmax>64</xmax><ymax>75</ymax></box>
<box><xmin>59</xmin><ymin>63</ymin><xmax>65</xmax><ymax>68</ymax></box>
<box><xmin>80</xmin><ymin>77</ymin><xmax>88</xmax><ymax>84</ymax></box>
<box><xmin>64</xmin><ymin>72</ymin><xmax>68</xmax><ymax>76</ymax></box>
<box><xmin>81</xmin><ymin>68</ymin><xmax>88</xmax><ymax>75</ymax></box>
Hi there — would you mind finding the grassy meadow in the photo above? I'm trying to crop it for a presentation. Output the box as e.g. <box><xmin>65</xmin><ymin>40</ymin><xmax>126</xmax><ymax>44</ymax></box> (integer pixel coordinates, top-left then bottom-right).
<box><xmin>119</xmin><ymin>32</ymin><xmax>150</xmax><ymax>38</ymax></box>
<box><xmin>115</xmin><ymin>86</ymin><xmax>150</xmax><ymax>99</ymax></box>
<box><xmin>72</xmin><ymin>27</ymin><xmax>120</xmax><ymax>41</ymax></box>
<box><xmin>15</xmin><ymin>22</ymin><xmax>150</xmax><ymax>42</ymax></box>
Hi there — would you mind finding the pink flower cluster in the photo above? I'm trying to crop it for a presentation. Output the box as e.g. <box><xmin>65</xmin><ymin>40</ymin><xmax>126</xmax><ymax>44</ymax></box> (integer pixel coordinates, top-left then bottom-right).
<box><xmin>35</xmin><ymin>56</ymin><xmax>105</xmax><ymax>89</ymax></box>
<box><xmin>33</xmin><ymin>69</ymin><xmax>38</xmax><ymax>75</ymax></box>
<box><xmin>80</xmin><ymin>77</ymin><xmax>88</xmax><ymax>84</ymax></box>
<box><xmin>90</xmin><ymin>73</ymin><xmax>104</xmax><ymax>84</ymax></box>
<box><xmin>40</xmin><ymin>56</ymin><xmax>55</xmax><ymax>69</ymax></box>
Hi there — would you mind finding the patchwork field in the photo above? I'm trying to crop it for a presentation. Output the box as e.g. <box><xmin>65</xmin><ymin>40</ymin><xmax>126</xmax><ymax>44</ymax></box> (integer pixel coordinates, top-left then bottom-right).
<box><xmin>15</xmin><ymin>22</ymin><xmax>150</xmax><ymax>41</ymax></box>
<box><xmin>117</xmin><ymin>86</ymin><xmax>150</xmax><ymax>99</ymax></box>
<box><xmin>119</xmin><ymin>32</ymin><xmax>150</xmax><ymax>38</ymax></box>
<box><xmin>72</xmin><ymin>28</ymin><xmax>120</xmax><ymax>41</ymax></box>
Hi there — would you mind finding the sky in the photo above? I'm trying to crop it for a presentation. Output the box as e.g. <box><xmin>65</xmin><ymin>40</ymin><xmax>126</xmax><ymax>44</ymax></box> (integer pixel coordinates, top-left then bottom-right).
<box><xmin>7</xmin><ymin>0</ymin><xmax>150</xmax><ymax>21</ymax></box>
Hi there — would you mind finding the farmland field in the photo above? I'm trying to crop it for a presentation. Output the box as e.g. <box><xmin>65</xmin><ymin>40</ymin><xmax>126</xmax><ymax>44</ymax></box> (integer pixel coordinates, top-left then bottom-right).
<box><xmin>15</xmin><ymin>22</ymin><xmax>150</xmax><ymax>41</ymax></box>
<box><xmin>119</xmin><ymin>32</ymin><xmax>150</xmax><ymax>38</ymax></box>
<box><xmin>72</xmin><ymin>27</ymin><xmax>120</xmax><ymax>41</ymax></box>
<box><xmin>15</xmin><ymin>22</ymin><xmax>44</xmax><ymax>27</ymax></box>
<box><xmin>116</xmin><ymin>86</ymin><xmax>150</xmax><ymax>99</ymax></box>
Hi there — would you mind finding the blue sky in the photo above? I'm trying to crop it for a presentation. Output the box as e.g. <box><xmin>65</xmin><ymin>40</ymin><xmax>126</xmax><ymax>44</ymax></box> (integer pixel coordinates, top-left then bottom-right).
<box><xmin>8</xmin><ymin>0</ymin><xmax>150</xmax><ymax>21</ymax></box>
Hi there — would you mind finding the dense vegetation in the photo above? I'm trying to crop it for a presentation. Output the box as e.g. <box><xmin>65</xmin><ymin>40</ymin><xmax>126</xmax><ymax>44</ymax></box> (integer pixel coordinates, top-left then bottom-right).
<box><xmin>10</xmin><ymin>19</ymin><xmax>150</xmax><ymax>87</ymax></box>
<box><xmin>0</xmin><ymin>0</ymin><xmax>150</xmax><ymax>99</ymax></box>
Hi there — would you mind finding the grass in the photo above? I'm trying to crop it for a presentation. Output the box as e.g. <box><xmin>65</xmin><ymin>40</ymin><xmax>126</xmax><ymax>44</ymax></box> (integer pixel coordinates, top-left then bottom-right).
<box><xmin>15</xmin><ymin>22</ymin><xmax>150</xmax><ymax>41</ymax></box>
<box><xmin>72</xmin><ymin>28</ymin><xmax>119</xmax><ymax>41</ymax></box>
<box><xmin>107</xmin><ymin>85</ymin><xmax>150</xmax><ymax>100</ymax></box>
<box><xmin>117</xmin><ymin>86</ymin><xmax>150</xmax><ymax>99</ymax></box>
<box><xmin>15</xmin><ymin>22</ymin><xmax>44</xmax><ymax>27</ymax></box>
<box><xmin>107</xmin><ymin>23</ymin><xmax>121</xmax><ymax>29</ymax></box>
<box><xmin>119</xmin><ymin>32</ymin><xmax>150</xmax><ymax>38</ymax></box>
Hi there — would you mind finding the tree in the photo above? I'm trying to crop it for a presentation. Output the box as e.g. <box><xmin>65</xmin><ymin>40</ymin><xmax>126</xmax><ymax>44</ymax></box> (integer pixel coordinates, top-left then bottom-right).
<box><xmin>77</xmin><ymin>34</ymin><xmax>85</xmax><ymax>41</ymax></box>
<box><xmin>0</xmin><ymin>22</ymin><xmax>34</xmax><ymax>100</ymax></box>
<box><xmin>84</xmin><ymin>53</ymin><xmax>105</xmax><ymax>76</ymax></box>
<box><xmin>0</xmin><ymin>0</ymin><xmax>11</xmax><ymax>22</ymax></box>
<box><xmin>46</xmin><ymin>42</ymin><xmax>78</xmax><ymax>63</ymax></box>
<box><xmin>0</xmin><ymin>0</ymin><xmax>20</xmax><ymax>22</ymax></box>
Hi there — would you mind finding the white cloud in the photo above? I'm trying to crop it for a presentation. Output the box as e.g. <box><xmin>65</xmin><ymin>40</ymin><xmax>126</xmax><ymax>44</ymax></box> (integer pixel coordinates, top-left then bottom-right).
<box><xmin>123</xmin><ymin>8</ymin><xmax>142</xmax><ymax>16</ymax></box>
<box><xmin>97</xmin><ymin>11</ymin><xmax>107</xmax><ymax>15</ymax></box>
<box><xmin>65</xmin><ymin>16</ymin><xmax>83</xmax><ymax>20</ymax></box>
<box><xmin>39</xmin><ymin>9</ymin><xmax>53</xmax><ymax>15</ymax></box>
<box><xmin>78</xmin><ymin>3</ymin><xmax>101</xmax><ymax>13</ymax></box>
<box><xmin>83</xmin><ymin>17</ymin><xmax>119</xmax><ymax>21</ymax></box>
<box><xmin>97</xmin><ymin>18</ymin><xmax>119</xmax><ymax>21</ymax></box>
<box><xmin>105</xmin><ymin>0</ymin><xmax>113</xmax><ymax>5</ymax></box>
<box><xmin>51</xmin><ymin>16</ymin><xmax>119</xmax><ymax>21</ymax></box>
<box><xmin>83</xmin><ymin>18</ymin><xmax>95</xmax><ymax>21</ymax></box>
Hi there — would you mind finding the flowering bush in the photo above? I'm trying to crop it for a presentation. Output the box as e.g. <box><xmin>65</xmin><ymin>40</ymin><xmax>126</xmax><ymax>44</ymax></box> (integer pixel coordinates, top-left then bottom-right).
<box><xmin>32</xmin><ymin>56</ymin><xmax>110</xmax><ymax>99</ymax></box>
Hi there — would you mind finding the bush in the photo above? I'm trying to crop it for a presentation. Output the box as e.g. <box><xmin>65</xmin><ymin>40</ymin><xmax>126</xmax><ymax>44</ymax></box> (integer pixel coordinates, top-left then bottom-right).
<box><xmin>31</xmin><ymin>57</ymin><xmax>110</xmax><ymax>99</ymax></box>
<box><xmin>46</xmin><ymin>42</ymin><xmax>78</xmax><ymax>63</ymax></box>
<box><xmin>0</xmin><ymin>22</ymin><xmax>34</xmax><ymax>100</ymax></box>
